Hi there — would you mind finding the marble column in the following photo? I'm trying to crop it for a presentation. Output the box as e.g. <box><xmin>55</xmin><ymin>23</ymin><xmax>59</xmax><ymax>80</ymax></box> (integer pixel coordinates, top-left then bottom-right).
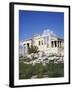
<box><xmin>59</xmin><ymin>41</ymin><xmax>60</xmax><ymax>47</ymax></box>
<box><xmin>51</xmin><ymin>41</ymin><xmax>53</xmax><ymax>47</ymax></box>
<box><xmin>60</xmin><ymin>41</ymin><xmax>61</xmax><ymax>47</ymax></box>
<box><xmin>58</xmin><ymin>41</ymin><xmax>59</xmax><ymax>47</ymax></box>
<box><xmin>58</xmin><ymin>41</ymin><xmax>61</xmax><ymax>47</ymax></box>
<box><xmin>56</xmin><ymin>41</ymin><xmax>58</xmax><ymax>47</ymax></box>
<box><xmin>23</xmin><ymin>44</ymin><xmax>26</xmax><ymax>56</ymax></box>
<box><xmin>53</xmin><ymin>41</ymin><xmax>54</xmax><ymax>47</ymax></box>
<box><xmin>24</xmin><ymin>44</ymin><xmax>28</xmax><ymax>55</ymax></box>
<box><xmin>54</xmin><ymin>41</ymin><xmax>55</xmax><ymax>47</ymax></box>
<box><xmin>55</xmin><ymin>41</ymin><xmax>57</xmax><ymax>47</ymax></box>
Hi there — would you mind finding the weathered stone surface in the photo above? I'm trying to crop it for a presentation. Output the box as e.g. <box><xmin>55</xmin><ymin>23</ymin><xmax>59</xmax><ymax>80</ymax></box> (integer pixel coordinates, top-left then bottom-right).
<box><xmin>22</xmin><ymin>51</ymin><xmax>64</xmax><ymax>65</ymax></box>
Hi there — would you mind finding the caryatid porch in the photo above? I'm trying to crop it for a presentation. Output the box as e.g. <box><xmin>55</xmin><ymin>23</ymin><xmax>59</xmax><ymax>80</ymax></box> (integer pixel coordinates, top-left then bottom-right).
<box><xmin>51</xmin><ymin>40</ymin><xmax>63</xmax><ymax>48</ymax></box>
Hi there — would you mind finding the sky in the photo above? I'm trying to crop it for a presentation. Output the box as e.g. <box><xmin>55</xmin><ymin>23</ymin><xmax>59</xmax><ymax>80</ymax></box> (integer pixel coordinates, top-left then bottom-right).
<box><xmin>19</xmin><ymin>10</ymin><xmax>64</xmax><ymax>42</ymax></box>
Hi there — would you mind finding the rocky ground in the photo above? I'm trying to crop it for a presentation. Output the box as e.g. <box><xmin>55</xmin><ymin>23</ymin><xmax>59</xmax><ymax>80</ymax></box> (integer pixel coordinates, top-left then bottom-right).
<box><xmin>20</xmin><ymin>51</ymin><xmax>64</xmax><ymax>66</ymax></box>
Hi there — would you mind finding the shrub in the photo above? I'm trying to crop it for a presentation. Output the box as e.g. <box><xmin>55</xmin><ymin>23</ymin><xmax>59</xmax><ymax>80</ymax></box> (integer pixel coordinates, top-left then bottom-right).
<box><xmin>19</xmin><ymin>62</ymin><xmax>64</xmax><ymax>79</ymax></box>
<box><xmin>28</xmin><ymin>45</ymin><xmax>39</xmax><ymax>54</ymax></box>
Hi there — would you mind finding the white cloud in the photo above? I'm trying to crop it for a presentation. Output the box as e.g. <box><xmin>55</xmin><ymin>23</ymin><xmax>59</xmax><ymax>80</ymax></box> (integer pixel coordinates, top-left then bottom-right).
<box><xmin>42</xmin><ymin>29</ymin><xmax>56</xmax><ymax>36</ymax></box>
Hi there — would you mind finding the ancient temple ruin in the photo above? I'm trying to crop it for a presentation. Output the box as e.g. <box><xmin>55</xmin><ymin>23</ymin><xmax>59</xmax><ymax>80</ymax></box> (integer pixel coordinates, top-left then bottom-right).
<box><xmin>22</xmin><ymin>29</ymin><xmax>64</xmax><ymax>56</ymax></box>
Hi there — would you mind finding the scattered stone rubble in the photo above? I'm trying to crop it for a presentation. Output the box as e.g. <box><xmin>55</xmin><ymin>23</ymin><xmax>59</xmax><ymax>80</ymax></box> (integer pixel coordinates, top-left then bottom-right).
<box><xmin>20</xmin><ymin>51</ymin><xmax>64</xmax><ymax>66</ymax></box>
